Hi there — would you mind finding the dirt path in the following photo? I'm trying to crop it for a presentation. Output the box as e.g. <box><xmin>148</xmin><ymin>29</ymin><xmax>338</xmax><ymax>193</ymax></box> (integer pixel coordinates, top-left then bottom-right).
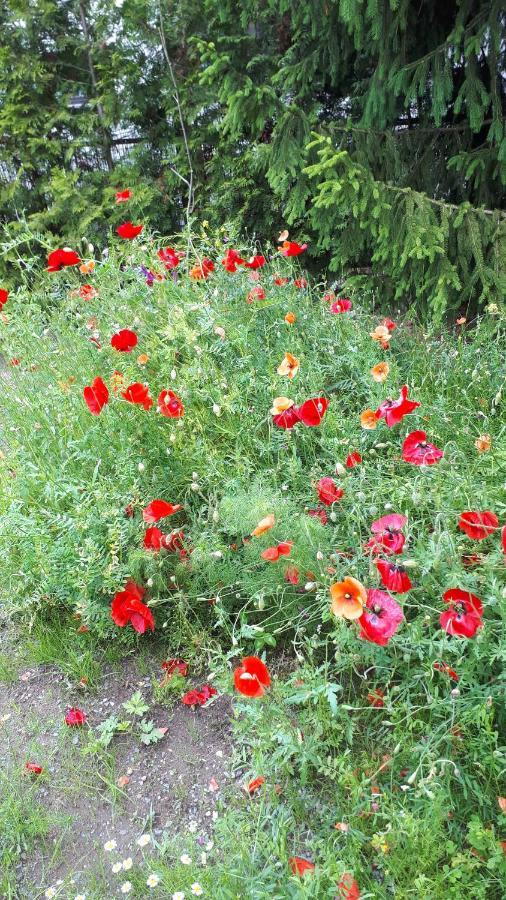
<box><xmin>0</xmin><ymin>633</ymin><xmax>233</xmax><ymax>898</ymax></box>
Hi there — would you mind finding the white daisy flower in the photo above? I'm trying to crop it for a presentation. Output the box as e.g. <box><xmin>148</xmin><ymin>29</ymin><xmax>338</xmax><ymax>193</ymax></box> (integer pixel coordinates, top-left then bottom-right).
<box><xmin>191</xmin><ymin>884</ymin><xmax>204</xmax><ymax>896</ymax></box>
<box><xmin>180</xmin><ymin>853</ymin><xmax>192</xmax><ymax>865</ymax></box>
<box><xmin>137</xmin><ymin>834</ymin><xmax>151</xmax><ymax>848</ymax></box>
<box><xmin>122</xmin><ymin>857</ymin><xmax>133</xmax><ymax>870</ymax></box>
<box><xmin>112</xmin><ymin>863</ymin><xmax>123</xmax><ymax>874</ymax></box>
<box><xmin>120</xmin><ymin>883</ymin><xmax>132</xmax><ymax>895</ymax></box>
<box><xmin>146</xmin><ymin>873</ymin><xmax>160</xmax><ymax>888</ymax></box>
<box><xmin>172</xmin><ymin>893</ymin><xmax>185</xmax><ymax>900</ymax></box>
<box><xmin>103</xmin><ymin>839</ymin><xmax>117</xmax><ymax>852</ymax></box>
<box><xmin>44</xmin><ymin>890</ymin><xmax>57</xmax><ymax>900</ymax></box>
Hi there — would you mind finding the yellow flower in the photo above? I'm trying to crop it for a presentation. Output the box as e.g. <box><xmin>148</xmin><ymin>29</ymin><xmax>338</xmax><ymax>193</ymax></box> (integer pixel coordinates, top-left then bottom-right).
<box><xmin>277</xmin><ymin>352</ymin><xmax>300</xmax><ymax>379</ymax></box>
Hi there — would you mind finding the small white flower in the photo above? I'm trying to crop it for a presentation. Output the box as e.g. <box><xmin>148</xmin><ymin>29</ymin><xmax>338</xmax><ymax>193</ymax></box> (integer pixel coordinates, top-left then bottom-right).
<box><xmin>147</xmin><ymin>577</ymin><xmax>154</xmax><ymax>587</ymax></box>
<box><xmin>212</xmin><ymin>403</ymin><xmax>221</xmax><ymax>416</ymax></box>
<box><xmin>146</xmin><ymin>873</ymin><xmax>160</xmax><ymax>888</ymax></box>
<box><xmin>191</xmin><ymin>884</ymin><xmax>204</xmax><ymax>896</ymax></box>
<box><xmin>138</xmin><ymin>462</ymin><xmax>145</xmax><ymax>472</ymax></box>
<box><xmin>188</xmin><ymin>821</ymin><xmax>198</xmax><ymax>833</ymax></box>
<box><xmin>122</xmin><ymin>857</ymin><xmax>133</xmax><ymax>870</ymax></box>
<box><xmin>180</xmin><ymin>853</ymin><xmax>192</xmax><ymax>865</ymax></box>
<box><xmin>120</xmin><ymin>883</ymin><xmax>132</xmax><ymax>894</ymax></box>
<box><xmin>205</xmin><ymin>840</ymin><xmax>214</xmax><ymax>851</ymax></box>
<box><xmin>169</xmin><ymin>433</ymin><xmax>176</xmax><ymax>442</ymax></box>
<box><xmin>171</xmin><ymin>369</ymin><xmax>177</xmax><ymax>379</ymax></box>
<box><xmin>200</xmin><ymin>852</ymin><xmax>207</xmax><ymax>865</ymax></box>
<box><xmin>104</xmin><ymin>839</ymin><xmax>117</xmax><ymax>852</ymax></box>
<box><xmin>44</xmin><ymin>890</ymin><xmax>57</xmax><ymax>900</ymax></box>
<box><xmin>212</xmin><ymin>811</ymin><xmax>218</xmax><ymax>821</ymax></box>
<box><xmin>172</xmin><ymin>893</ymin><xmax>185</xmax><ymax>900</ymax></box>
<box><xmin>74</xmin><ymin>895</ymin><xmax>86</xmax><ymax>900</ymax></box>
<box><xmin>112</xmin><ymin>862</ymin><xmax>123</xmax><ymax>874</ymax></box>
<box><xmin>137</xmin><ymin>834</ymin><xmax>151</xmax><ymax>848</ymax></box>
<box><xmin>335</xmin><ymin>462</ymin><xmax>346</xmax><ymax>476</ymax></box>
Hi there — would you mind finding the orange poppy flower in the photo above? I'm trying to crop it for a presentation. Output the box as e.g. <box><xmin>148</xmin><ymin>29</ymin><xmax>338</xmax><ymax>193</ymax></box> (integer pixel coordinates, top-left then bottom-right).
<box><xmin>251</xmin><ymin>514</ymin><xmax>275</xmax><ymax>537</ymax></box>
<box><xmin>330</xmin><ymin>576</ymin><xmax>367</xmax><ymax>620</ymax></box>
<box><xmin>271</xmin><ymin>396</ymin><xmax>294</xmax><ymax>416</ymax></box>
<box><xmin>370</xmin><ymin>324</ymin><xmax>391</xmax><ymax>343</ymax></box>
<box><xmin>475</xmin><ymin>433</ymin><xmax>491</xmax><ymax>452</ymax></box>
<box><xmin>277</xmin><ymin>352</ymin><xmax>300</xmax><ymax>379</ymax></box>
<box><xmin>289</xmin><ymin>857</ymin><xmax>315</xmax><ymax>876</ymax></box>
<box><xmin>79</xmin><ymin>260</ymin><xmax>95</xmax><ymax>274</ymax></box>
<box><xmin>137</xmin><ymin>353</ymin><xmax>149</xmax><ymax>365</ymax></box>
<box><xmin>284</xmin><ymin>311</ymin><xmax>296</xmax><ymax>324</ymax></box>
<box><xmin>360</xmin><ymin>409</ymin><xmax>378</xmax><ymax>430</ymax></box>
<box><xmin>246</xmin><ymin>776</ymin><xmax>265</xmax><ymax>795</ymax></box>
<box><xmin>371</xmin><ymin>361</ymin><xmax>390</xmax><ymax>383</ymax></box>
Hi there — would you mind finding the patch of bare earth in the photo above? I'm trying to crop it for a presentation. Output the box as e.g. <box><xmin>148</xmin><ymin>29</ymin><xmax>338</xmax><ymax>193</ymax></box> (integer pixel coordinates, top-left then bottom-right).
<box><xmin>0</xmin><ymin>639</ymin><xmax>233</xmax><ymax>897</ymax></box>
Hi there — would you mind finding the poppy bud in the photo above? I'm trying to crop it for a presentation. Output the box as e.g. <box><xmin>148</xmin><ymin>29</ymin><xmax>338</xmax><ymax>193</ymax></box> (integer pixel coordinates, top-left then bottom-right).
<box><xmin>138</xmin><ymin>463</ymin><xmax>145</xmax><ymax>472</ymax></box>
<box><xmin>335</xmin><ymin>463</ymin><xmax>346</xmax><ymax>476</ymax></box>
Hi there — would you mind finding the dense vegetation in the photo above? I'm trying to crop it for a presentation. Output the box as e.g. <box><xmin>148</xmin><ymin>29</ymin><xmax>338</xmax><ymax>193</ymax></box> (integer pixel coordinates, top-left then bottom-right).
<box><xmin>1</xmin><ymin>0</ymin><xmax>505</xmax><ymax>316</ymax></box>
<box><xmin>0</xmin><ymin>229</ymin><xmax>505</xmax><ymax>896</ymax></box>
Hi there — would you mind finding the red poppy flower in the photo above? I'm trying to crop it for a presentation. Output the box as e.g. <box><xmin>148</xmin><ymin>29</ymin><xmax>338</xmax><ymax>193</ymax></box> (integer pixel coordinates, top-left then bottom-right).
<box><xmin>345</xmin><ymin>451</ymin><xmax>362</xmax><ymax>468</ymax></box>
<box><xmin>338</xmin><ymin>873</ymin><xmax>361</xmax><ymax>899</ymax></box>
<box><xmin>297</xmin><ymin>397</ymin><xmax>329</xmax><ymax>427</ymax></box>
<box><xmin>293</xmin><ymin>277</ymin><xmax>308</xmax><ymax>289</ymax></box>
<box><xmin>358</xmin><ymin>589</ymin><xmax>404</xmax><ymax>645</ymax></box>
<box><xmin>367</xmin><ymin>513</ymin><xmax>407</xmax><ymax>555</ymax></box>
<box><xmin>247</xmin><ymin>285</ymin><xmax>266</xmax><ymax>303</ymax></box>
<box><xmin>440</xmin><ymin>588</ymin><xmax>483</xmax><ymax>638</ymax></box>
<box><xmin>143</xmin><ymin>526</ymin><xmax>164</xmax><ymax>551</ymax></box>
<box><xmin>115</xmin><ymin>189</ymin><xmax>132</xmax><ymax>203</ymax></box>
<box><xmin>284</xmin><ymin>565</ymin><xmax>300</xmax><ymax>585</ymax></box>
<box><xmin>367</xmin><ymin>688</ymin><xmax>384</xmax><ymax>707</ymax></box>
<box><xmin>234</xmin><ymin>656</ymin><xmax>271</xmax><ymax>697</ymax></box>
<box><xmin>83</xmin><ymin>376</ymin><xmax>109</xmax><ymax>415</ymax></box>
<box><xmin>316</xmin><ymin>477</ymin><xmax>344</xmax><ymax>506</ymax></box>
<box><xmin>0</xmin><ymin>288</ymin><xmax>9</xmax><ymax>307</ymax></box>
<box><xmin>121</xmin><ymin>382</ymin><xmax>153</xmax><ymax>409</ymax></box>
<box><xmin>65</xmin><ymin>707</ymin><xmax>87</xmax><ymax>727</ymax></box>
<box><xmin>330</xmin><ymin>298</ymin><xmax>352</xmax><ymax>313</ymax></box>
<box><xmin>382</xmin><ymin>318</ymin><xmax>396</xmax><ymax>331</ymax></box>
<box><xmin>261</xmin><ymin>541</ymin><xmax>293</xmax><ymax>561</ymax></box>
<box><xmin>244</xmin><ymin>255</ymin><xmax>266</xmax><ymax>269</ymax></box>
<box><xmin>502</xmin><ymin>525</ymin><xmax>506</xmax><ymax>557</ymax></box>
<box><xmin>157</xmin><ymin>389</ymin><xmax>184</xmax><ymax>418</ymax></box>
<box><xmin>376</xmin><ymin>559</ymin><xmax>412</xmax><ymax>593</ymax></box>
<box><xmin>246</xmin><ymin>775</ymin><xmax>266</xmax><ymax>794</ymax></box>
<box><xmin>47</xmin><ymin>248</ymin><xmax>81</xmax><ymax>272</ymax></box>
<box><xmin>433</xmin><ymin>661</ymin><xmax>459</xmax><ymax>681</ymax></box>
<box><xmin>289</xmin><ymin>857</ymin><xmax>315</xmax><ymax>876</ymax></box>
<box><xmin>162</xmin><ymin>658</ymin><xmax>188</xmax><ymax>677</ymax></box>
<box><xmin>182</xmin><ymin>684</ymin><xmax>217</xmax><ymax>706</ymax></box>
<box><xmin>402</xmin><ymin>430</ymin><xmax>443</xmax><ymax>465</ymax></box>
<box><xmin>162</xmin><ymin>528</ymin><xmax>186</xmax><ymax>554</ymax></box>
<box><xmin>124</xmin><ymin>503</ymin><xmax>135</xmax><ymax>518</ymax></box>
<box><xmin>375</xmin><ymin>385</ymin><xmax>420</xmax><ymax>427</ymax></box>
<box><xmin>458</xmin><ymin>511</ymin><xmax>499</xmax><ymax>540</ymax></box>
<box><xmin>10</xmin><ymin>358</ymin><xmax>20</xmax><ymax>366</ymax></box>
<box><xmin>116</xmin><ymin>221</ymin><xmax>143</xmax><ymax>239</ymax></box>
<box><xmin>25</xmin><ymin>762</ymin><xmax>44</xmax><ymax>775</ymax></box>
<box><xmin>280</xmin><ymin>241</ymin><xmax>307</xmax><ymax>257</ymax></box>
<box><xmin>272</xmin><ymin>405</ymin><xmax>301</xmax><ymax>429</ymax></box>
<box><xmin>274</xmin><ymin>275</ymin><xmax>289</xmax><ymax>286</ymax></box>
<box><xmin>189</xmin><ymin>257</ymin><xmax>215</xmax><ymax>280</ymax></box>
<box><xmin>110</xmin><ymin>329</ymin><xmax>138</xmax><ymax>352</ymax></box>
<box><xmin>157</xmin><ymin>246</ymin><xmax>184</xmax><ymax>269</ymax></box>
<box><xmin>143</xmin><ymin>500</ymin><xmax>182</xmax><ymax>523</ymax></box>
<box><xmin>307</xmin><ymin>508</ymin><xmax>328</xmax><ymax>525</ymax></box>
<box><xmin>221</xmin><ymin>248</ymin><xmax>245</xmax><ymax>272</ymax></box>
<box><xmin>111</xmin><ymin>579</ymin><xmax>154</xmax><ymax>633</ymax></box>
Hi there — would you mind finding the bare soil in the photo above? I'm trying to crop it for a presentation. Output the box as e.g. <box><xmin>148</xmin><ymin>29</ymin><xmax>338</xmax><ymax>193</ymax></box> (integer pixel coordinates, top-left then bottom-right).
<box><xmin>0</xmin><ymin>635</ymin><xmax>233</xmax><ymax>898</ymax></box>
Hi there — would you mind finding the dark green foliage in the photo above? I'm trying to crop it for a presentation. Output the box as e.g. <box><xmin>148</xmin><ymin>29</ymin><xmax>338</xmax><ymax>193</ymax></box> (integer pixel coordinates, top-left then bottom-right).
<box><xmin>1</xmin><ymin>1</ymin><xmax>505</xmax><ymax>317</ymax></box>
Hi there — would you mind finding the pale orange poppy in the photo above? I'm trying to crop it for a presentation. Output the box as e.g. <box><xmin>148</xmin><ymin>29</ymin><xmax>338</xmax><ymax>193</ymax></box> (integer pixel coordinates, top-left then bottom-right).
<box><xmin>475</xmin><ymin>434</ymin><xmax>491</xmax><ymax>452</ymax></box>
<box><xmin>370</xmin><ymin>325</ymin><xmax>391</xmax><ymax>343</ymax></box>
<box><xmin>277</xmin><ymin>352</ymin><xmax>300</xmax><ymax>379</ymax></box>
<box><xmin>137</xmin><ymin>353</ymin><xmax>149</xmax><ymax>365</ymax></box>
<box><xmin>360</xmin><ymin>409</ymin><xmax>378</xmax><ymax>430</ymax></box>
<box><xmin>79</xmin><ymin>260</ymin><xmax>95</xmax><ymax>274</ymax></box>
<box><xmin>278</xmin><ymin>229</ymin><xmax>289</xmax><ymax>242</ymax></box>
<box><xmin>271</xmin><ymin>396</ymin><xmax>294</xmax><ymax>416</ymax></box>
<box><xmin>284</xmin><ymin>312</ymin><xmax>296</xmax><ymax>324</ymax></box>
<box><xmin>371</xmin><ymin>361</ymin><xmax>390</xmax><ymax>383</ymax></box>
<box><xmin>251</xmin><ymin>514</ymin><xmax>275</xmax><ymax>537</ymax></box>
<box><xmin>330</xmin><ymin>576</ymin><xmax>367</xmax><ymax>620</ymax></box>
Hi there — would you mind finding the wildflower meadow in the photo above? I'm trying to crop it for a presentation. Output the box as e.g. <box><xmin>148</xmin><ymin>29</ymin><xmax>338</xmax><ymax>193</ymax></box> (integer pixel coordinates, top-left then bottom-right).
<box><xmin>0</xmin><ymin>1</ymin><xmax>505</xmax><ymax>897</ymax></box>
